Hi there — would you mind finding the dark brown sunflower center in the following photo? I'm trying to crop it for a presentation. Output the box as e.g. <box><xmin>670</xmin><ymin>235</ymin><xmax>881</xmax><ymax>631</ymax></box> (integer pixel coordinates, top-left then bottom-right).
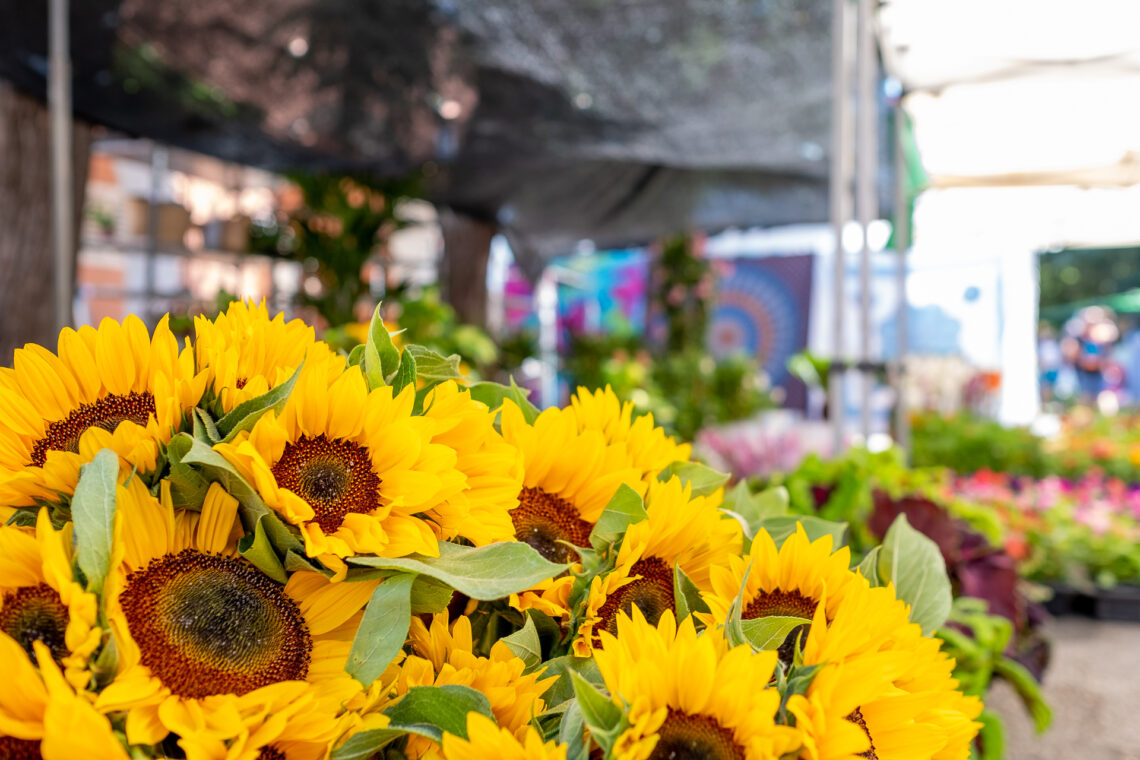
<box><xmin>29</xmin><ymin>391</ymin><xmax>156</xmax><ymax>466</ymax></box>
<box><xmin>847</xmin><ymin>707</ymin><xmax>878</xmax><ymax>760</ymax></box>
<box><xmin>0</xmin><ymin>583</ymin><xmax>69</xmax><ymax>663</ymax></box>
<box><xmin>271</xmin><ymin>434</ymin><xmax>381</xmax><ymax>533</ymax></box>
<box><xmin>510</xmin><ymin>487</ymin><xmax>594</xmax><ymax>564</ymax></box>
<box><xmin>256</xmin><ymin>747</ymin><xmax>287</xmax><ymax>760</ymax></box>
<box><xmin>120</xmin><ymin>549</ymin><xmax>311</xmax><ymax>699</ymax></box>
<box><xmin>0</xmin><ymin>736</ymin><xmax>41</xmax><ymax>760</ymax></box>
<box><xmin>597</xmin><ymin>556</ymin><xmax>675</xmax><ymax>637</ymax></box>
<box><xmin>649</xmin><ymin>709</ymin><xmax>745</xmax><ymax>760</ymax></box>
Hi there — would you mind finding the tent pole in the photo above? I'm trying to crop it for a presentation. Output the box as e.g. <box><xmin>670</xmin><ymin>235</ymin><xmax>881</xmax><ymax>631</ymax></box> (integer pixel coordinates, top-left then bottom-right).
<box><xmin>49</xmin><ymin>0</ymin><xmax>73</xmax><ymax>333</ymax></box>
<box><xmin>856</xmin><ymin>0</ymin><xmax>877</xmax><ymax>441</ymax></box>
<box><xmin>893</xmin><ymin>101</ymin><xmax>911</xmax><ymax>456</ymax></box>
<box><xmin>829</xmin><ymin>0</ymin><xmax>853</xmax><ymax>453</ymax></box>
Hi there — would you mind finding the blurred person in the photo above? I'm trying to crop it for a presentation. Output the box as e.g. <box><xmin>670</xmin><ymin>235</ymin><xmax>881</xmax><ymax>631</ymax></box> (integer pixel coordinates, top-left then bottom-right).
<box><xmin>1120</xmin><ymin>317</ymin><xmax>1140</xmax><ymax>405</ymax></box>
<box><xmin>1038</xmin><ymin>322</ymin><xmax>1062</xmax><ymax>401</ymax></box>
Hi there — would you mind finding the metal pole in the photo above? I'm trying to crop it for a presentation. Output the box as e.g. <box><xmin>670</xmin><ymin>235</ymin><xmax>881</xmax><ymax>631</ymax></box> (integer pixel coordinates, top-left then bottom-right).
<box><xmin>145</xmin><ymin>143</ymin><xmax>168</xmax><ymax>324</ymax></box>
<box><xmin>49</xmin><ymin>0</ymin><xmax>73</xmax><ymax>333</ymax></box>
<box><xmin>856</xmin><ymin>0</ymin><xmax>877</xmax><ymax>440</ymax></box>
<box><xmin>829</xmin><ymin>0</ymin><xmax>853</xmax><ymax>452</ymax></box>
<box><xmin>893</xmin><ymin>101</ymin><xmax>911</xmax><ymax>455</ymax></box>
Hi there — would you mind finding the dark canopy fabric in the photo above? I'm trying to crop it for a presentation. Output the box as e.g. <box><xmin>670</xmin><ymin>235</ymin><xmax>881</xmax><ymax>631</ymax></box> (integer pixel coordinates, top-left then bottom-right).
<box><xmin>0</xmin><ymin>0</ymin><xmax>842</xmax><ymax>269</ymax></box>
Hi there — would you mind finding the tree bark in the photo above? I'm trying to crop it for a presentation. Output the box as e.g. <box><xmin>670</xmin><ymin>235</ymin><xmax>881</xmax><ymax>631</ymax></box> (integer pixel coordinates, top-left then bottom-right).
<box><xmin>0</xmin><ymin>82</ymin><xmax>92</xmax><ymax>365</ymax></box>
<box><xmin>438</xmin><ymin>208</ymin><xmax>495</xmax><ymax>329</ymax></box>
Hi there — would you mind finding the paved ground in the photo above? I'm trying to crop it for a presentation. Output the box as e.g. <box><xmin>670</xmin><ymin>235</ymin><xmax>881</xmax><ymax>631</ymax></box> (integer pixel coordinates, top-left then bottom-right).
<box><xmin>987</xmin><ymin>618</ymin><xmax>1140</xmax><ymax>760</ymax></box>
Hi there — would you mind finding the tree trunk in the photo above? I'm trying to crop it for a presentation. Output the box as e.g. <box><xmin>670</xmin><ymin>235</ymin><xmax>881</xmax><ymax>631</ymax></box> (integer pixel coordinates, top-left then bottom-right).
<box><xmin>439</xmin><ymin>208</ymin><xmax>495</xmax><ymax>329</ymax></box>
<box><xmin>0</xmin><ymin>82</ymin><xmax>92</xmax><ymax>365</ymax></box>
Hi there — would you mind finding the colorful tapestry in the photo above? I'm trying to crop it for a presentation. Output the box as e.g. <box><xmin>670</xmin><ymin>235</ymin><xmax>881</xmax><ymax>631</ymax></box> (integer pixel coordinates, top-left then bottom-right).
<box><xmin>708</xmin><ymin>255</ymin><xmax>814</xmax><ymax>406</ymax></box>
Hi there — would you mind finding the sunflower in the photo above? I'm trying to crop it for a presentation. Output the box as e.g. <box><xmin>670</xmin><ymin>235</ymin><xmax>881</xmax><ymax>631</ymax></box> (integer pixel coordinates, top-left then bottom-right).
<box><xmin>177</xmin><ymin>680</ymin><xmax>349</xmax><ymax>760</ymax></box>
<box><xmin>442</xmin><ymin>713</ymin><xmax>567</xmax><ymax>760</ymax></box>
<box><xmin>0</xmin><ymin>315</ymin><xmax>206</xmax><ymax>507</ymax></box>
<box><xmin>0</xmin><ymin>634</ymin><xmax>127</xmax><ymax>760</ymax></box>
<box><xmin>0</xmin><ymin>510</ymin><xmax>100</xmax><ymax>689</ymax></box>
<box><xmin>96</xmin><ymin>478</ymin><xmax>375</xmax><ymax>749</ymax></box>
<box><xmin>501</xmin><ymin>400</ymin><xmax>645</xmax><ymax>566</ymax></box>
<box><xmin>193</xmin><ymin>300</ymin><xmax>342</xmax><ymax>413</ymax></box>
<box><xmin>570</xmin><ymin>386</ymin><xmax>691</xmax><ymax>481</ymax></box>
<box><xmin>792</xmin><ymin>587</ymin><xmax>983</xmax><ymax>760</ymax></box>
<box><xmin>573</xmin><ymin>476</ymin><xmax>741</xmax><ymax>655</ymax></box>
<box><xmin>419</xmin><ymin>381</ymin><xmax>524</xmax><ymax>546</ymax></box>
<box><xmin>396</xmin><ymin>612</ymin><xmax>556</xmax><ymax>756</ymax></box>
<box><xmin>700</xmin><ymin>525</ymin><xmax>867</xmax><ymax>656</ymax></box>
<box><xmin>593</xmin><ymin>608</ymin><xmax>800</xmax><ymax>760</ymax></box>
<box><xmin>216</xmin><ymin>357</ymin><xmax>465</xmax><ymax>569</ymax></box>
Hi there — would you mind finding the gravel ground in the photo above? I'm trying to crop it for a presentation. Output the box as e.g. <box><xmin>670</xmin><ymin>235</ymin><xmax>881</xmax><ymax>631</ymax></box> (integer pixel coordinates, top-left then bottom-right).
<box><xmin>986</xmin><ymin>618</ymin><xmax>1140</xmax><ymax>760</ymax></box>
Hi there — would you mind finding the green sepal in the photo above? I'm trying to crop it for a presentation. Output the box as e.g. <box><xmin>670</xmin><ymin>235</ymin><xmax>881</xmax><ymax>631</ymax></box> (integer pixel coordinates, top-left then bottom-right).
<box><xmin>347</xmin><ymin>344</ymin><xmax>366</xmax><ymax>367</ymax></box>
<box><xmin>164</xmin><ymin>434</ymin><xmax>210</xmax><ymax>511</ymax></box>
<box><xmin>467</xmin><ymin>377</ymin><xmax>539</xmax><ymax>422</ymax></box>
<box><xmin>390</xmin><ymin>348</ymin><xmax>417</xmax><ymax>395</ymax></box>
<box><xmin>674</xmin><ymin>563</ymin><xmax>710</xmax><ymax>624</ymax></box>
<box><xmin>237</xmin><ymin>517</ymin><xmax>288</xmax><ymax>583</ymax></box>
<box><xmin>501</xmin><ymin>614</ymin><xmax>543</xmax><ymax>671</ymax></box>
<box><xmin>363</xmin><ymin>303</ymin><xmax>401</xmax><ymax>389</ymax></box>
<box><xmin>657</xmin><ymin>461</ymin><xmax>730</xmax><ymax>497</ymax></box>
<box><xmin>215</xmin><ymin>361</ymin><xmax>302</xmax><ymax>443</ymax></box>
<box><xmin>192</xmin><ymin>407</ymin><xmax>222</xmax><ymax>443</ymax></box>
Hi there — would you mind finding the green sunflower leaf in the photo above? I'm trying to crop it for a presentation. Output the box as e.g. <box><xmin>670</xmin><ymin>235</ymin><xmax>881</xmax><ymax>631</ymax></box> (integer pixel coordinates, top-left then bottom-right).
<box><xmin>570</xmin><ymin>670</ymin><xmax>621</xmax><ymax>734</ymax></box>
<box><xmin>409</xmin><ymin>576</ymin><xmax>455</xmax><ymax>614</ymax></box>
<box><xmin>540</xmin><ymin>655</ymin><xmax>604</xmax><ymax>707</ymax></box>
<box><xmin>330</xmin><ymin>728</ymin><xmax>406</xmax><ymax>760</ymax></box>
<box><xmin>363</xmin><ymin>303</ymin><xmax>401</xmax><ymax>389</ymax></box>
<box><xmin>347</xmin><ymin>541</ymin><xmax>567</xmax><ymax>600</ymax></box>
<box><xmin>721</xmin><ymin>482</ymin><xmax>790</xmax><ymax>544</ymax></box>
<box><xmin>390</xmin><ymin>348</ymin><xmax>417</xmax><ymax>395</ymax></box>
<box><xmin>215</xmin><ymin>361</ymin><xmax>302</xmax><ymax>443</ymax></box>
<box><xmin>877</xmin><ymin>514</ymin><xmax>953</xmax><ymax>635</ymax></box>
<box><xmin>656</xmin><ymin>461</ymin><xmax>730</xmax><ymax>497</ymax></box>
<box><xmin>559</xmin><ymin>700</ymin><xmax>589</xmax><ymax>760</ymax></box>
<box><xmin>674</xmin><ymin>563</ymin><xmax>710</xmax><ymax>623</ymax></box>
<box><xmin>754</xmin><ymin>515</ymin><xmax>848</xmax><ymax>550</ymax></box>
<box><xmin>857</xmin><ymin>546</ymin><xmax>883</xmax><ymax>587</ymax></box>
<box><xmin>237</xmin><ymin>517</ymin><xmax>288</xmax><ymax>583</ymax></box>
<box><xmin>740</xmin><ymin>615</ymin><xmax>810</xmax><ymax>651</ymax></box>
<box><xmin>346</xmin><ymin>573</ymin><xmax>416</xmax><ymax>687</ymax></box>
<box><xmin>589</xmin><ymin>484</ymin><xmax>648</xmax><ymax>550</ymax></box>
<box><xmin>71</xmin><ymin>449</ymin><xmax>119</xmax><ymax>595</ymax></box>
<box><xmin>383</xmin><ymin>684</ymin><xmax>494</xmax><ymax>742</ymax></box>
<box><xmin>501</xmin><ymin>614</ymin><xmax>543</xmax><ymax>671</ymax></box>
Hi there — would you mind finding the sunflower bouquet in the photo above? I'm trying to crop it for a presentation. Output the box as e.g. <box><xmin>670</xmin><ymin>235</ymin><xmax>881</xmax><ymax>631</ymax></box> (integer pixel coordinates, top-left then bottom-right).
<box><xmin>0</xmin><ymin>301</ymin><xmax>982</xmax><ymax>760</ymax></box>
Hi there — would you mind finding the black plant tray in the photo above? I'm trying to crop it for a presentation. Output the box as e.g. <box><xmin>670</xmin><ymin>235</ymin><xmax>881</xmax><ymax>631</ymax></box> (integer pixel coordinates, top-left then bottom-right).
<box><xmin>1092</xmin><ymin>585</ymin><xmax>1140</xmax><ymax>622</ymax></box>
<box><xmin>1044</xmin><ymin>583</ymin><xmax>1140</xmax><ymax>622</ymax></box>
<box><xmin>1043</xmin><ymin>584</ymin><xmax>1095</xmax><ymax>618</ymax></box>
